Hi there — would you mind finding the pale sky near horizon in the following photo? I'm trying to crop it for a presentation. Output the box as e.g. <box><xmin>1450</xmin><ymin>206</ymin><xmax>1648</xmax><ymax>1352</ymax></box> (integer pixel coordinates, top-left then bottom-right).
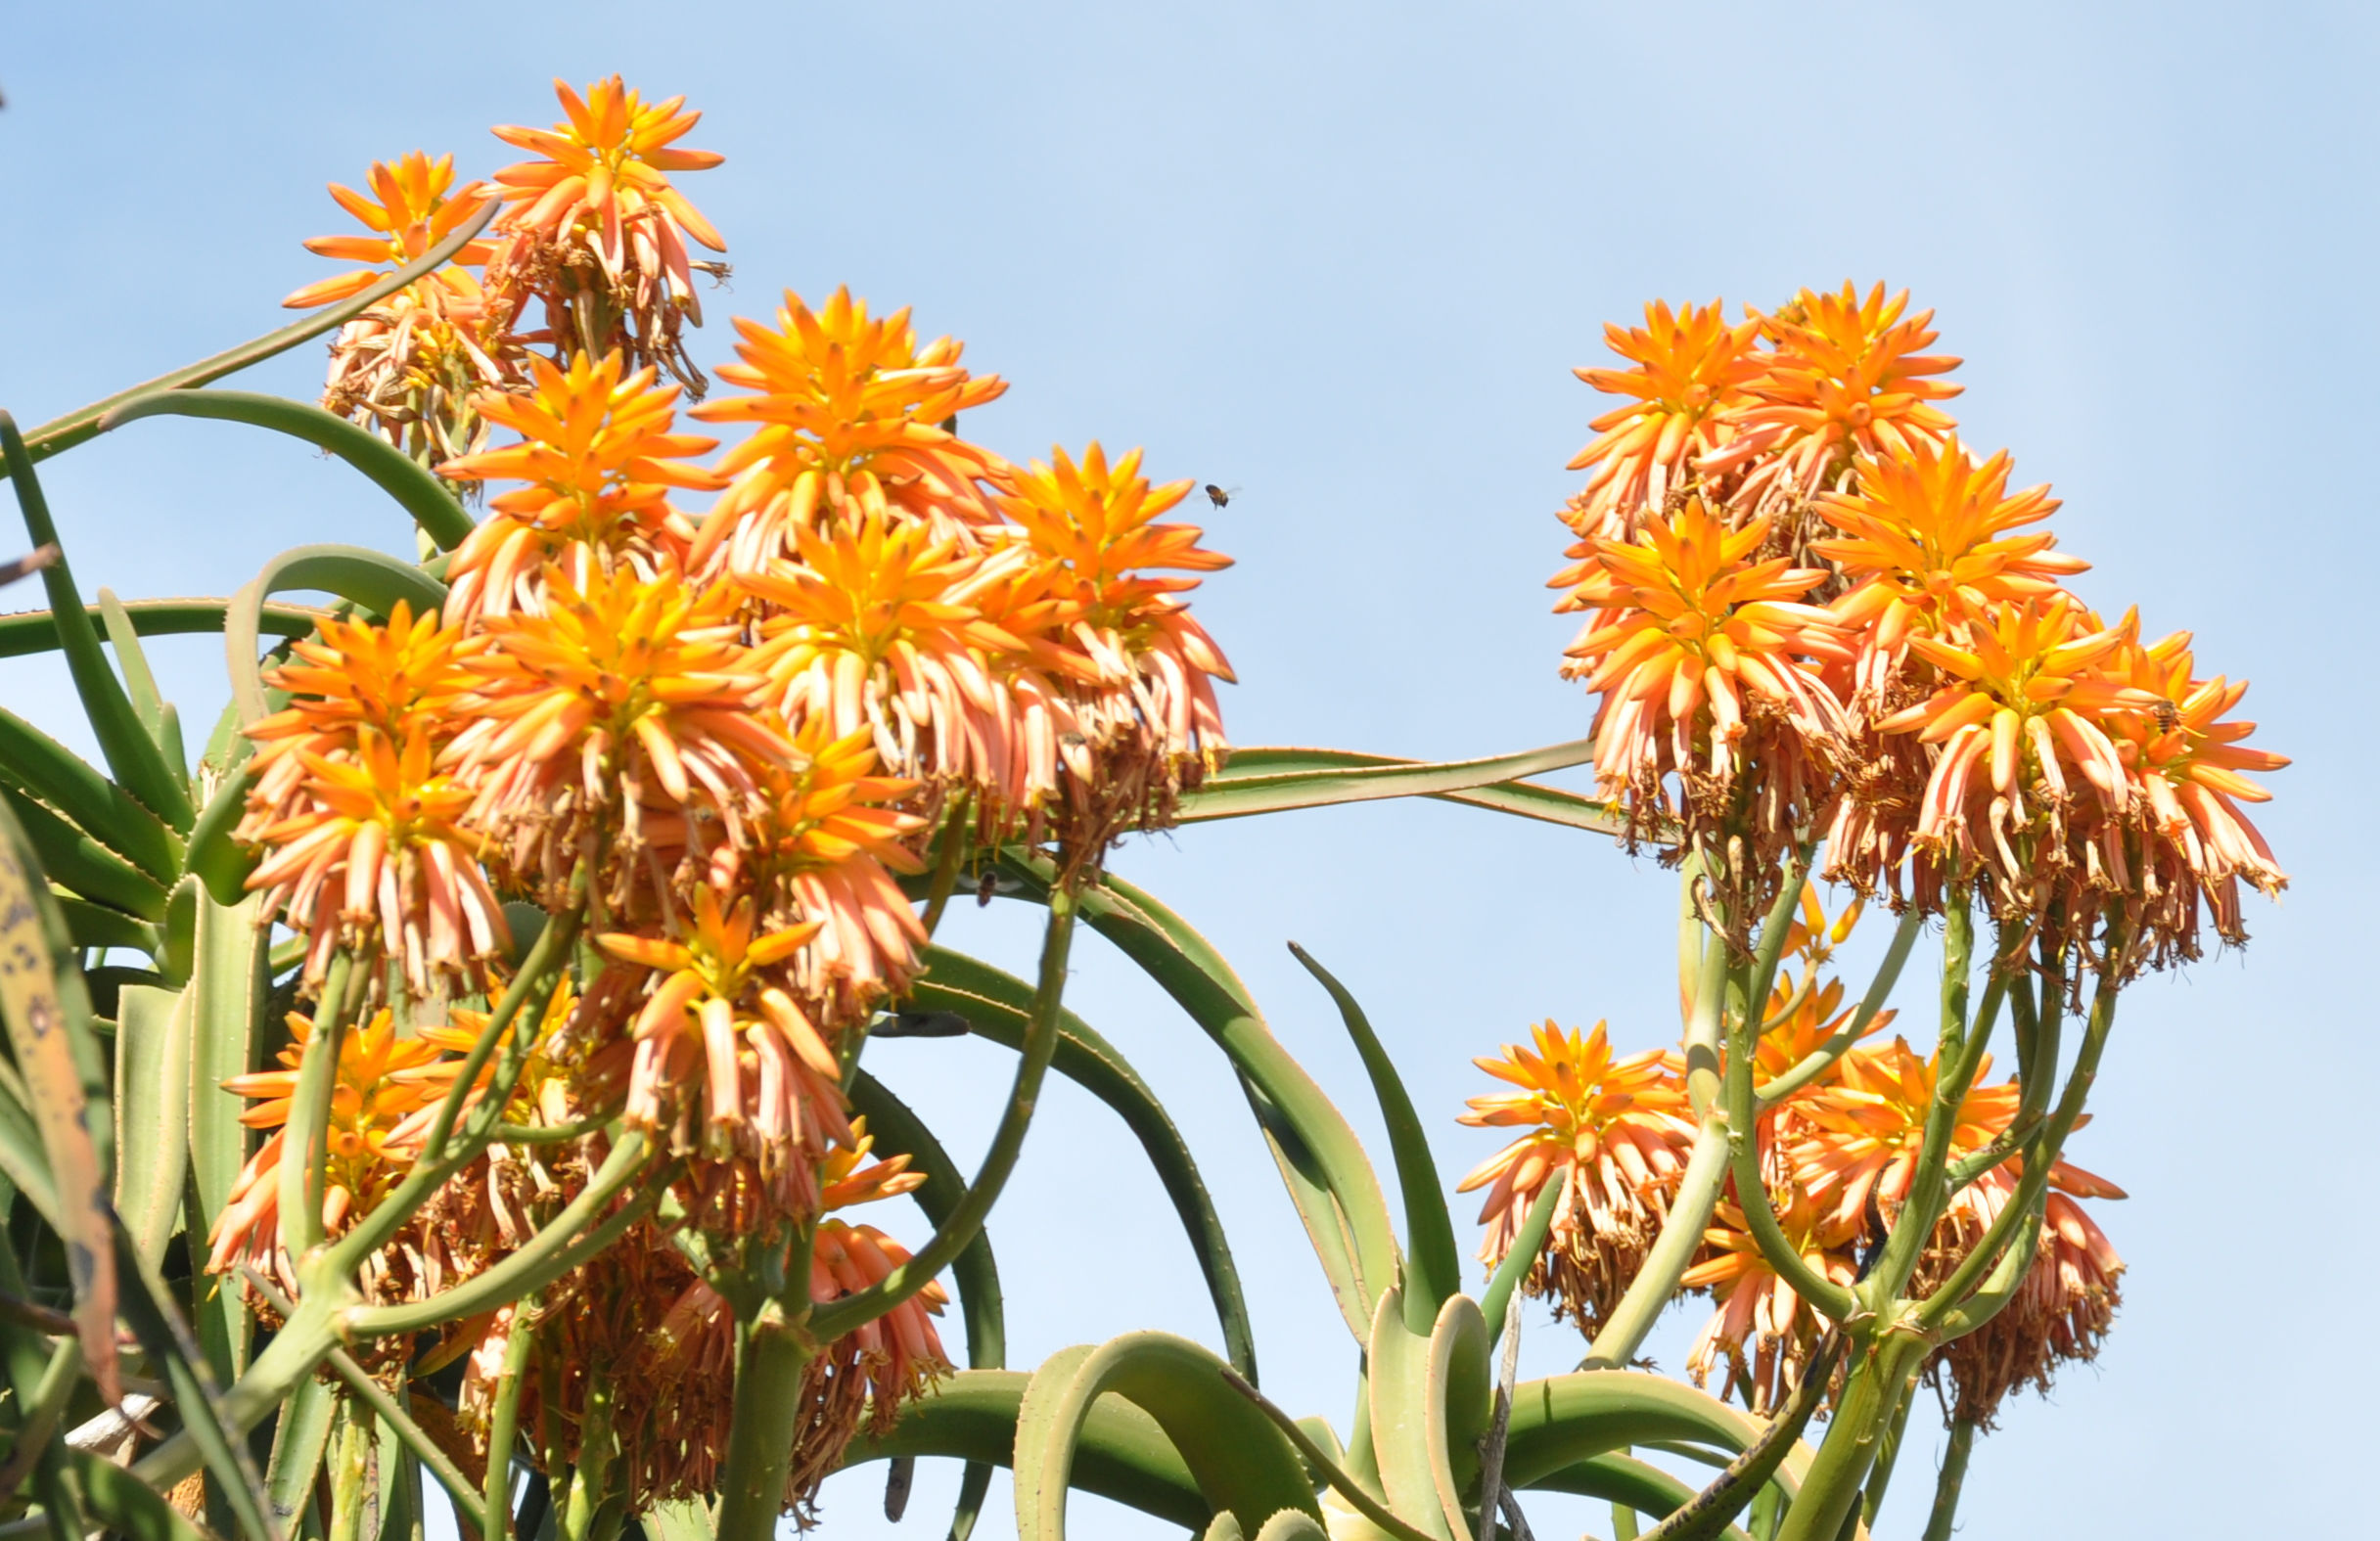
<box><xmin>1</xmin><ymin>4</ymin><xmax>2370</xmax><ymax>1537</ymax></box>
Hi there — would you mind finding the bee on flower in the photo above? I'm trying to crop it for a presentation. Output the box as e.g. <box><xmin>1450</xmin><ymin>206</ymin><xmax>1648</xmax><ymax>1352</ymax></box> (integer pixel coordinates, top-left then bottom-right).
<box><xmin>1457</xmin><ymin>1020</ymin><xmax>1694</xmax><ymax>1337</ymax></box>
<box><xmin>484</xmin><ymin>76</ymin><xmax>727</xmax><ymax>389</ymax></box>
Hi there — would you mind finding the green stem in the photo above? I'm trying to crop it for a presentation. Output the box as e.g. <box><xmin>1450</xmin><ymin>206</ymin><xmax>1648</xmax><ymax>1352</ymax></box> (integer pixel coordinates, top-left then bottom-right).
<box><xmin>1759</xmin><ymin>911</ymin><xmax>1922</xmax><ymax>1107</ymax></box>
<box><xmin>1637</xmin><ymin>1334</ymin><xmax>1845</xmax><ymax>1541</ymax></box>
<box><xmin>1918</xmin><ymin>1420</ymin><xmax>1976</xmax><ymax>1541</ymax></box>
<box><xmin>710</xmin><ymin>1302</ymin><xmax>816</xmax><ymax>1540</ymax></box>
<box><xmin>917</xmin><ymin>791</ymin><xmax>973</xmax><ymax>939</ymax></box>
<box><xmin>1857</xmin><ymin>1366</ymin><xmax>1921</xmax><ymax>1527</ymax></box>
<box><xmin>1770</xmin><ymin>1331</ymin><xmax>1926</xmax><ymax>1541</ymax></box>
<box><xmin>1917</xmin><ymin>963</ymin><xmax>2120</xmax><ymax>1329</ymax></box>
<box><xmin>285</xmin><ymin>949</ymin><xmax>359</xmax><ymax>1262</ymax></box>
<box><xmin>328</xmin><ymin>896</ymin><xmax>584</xmax><ymax>1273</ymax></box>
<box><xmin>1481</xmin><ymin>1181</ymin><xmax>1561</xmax><ymax>1337</ymax></box>
<box><xmin>558</xmin><ymin>1375</ymin><xmax>617</xmax><ymax>1541</ymax></box>
<box><xmin>1583</xmin><ymin>1113</ymin><xmax>1733</xmax><ymax>1367</ymax></box>
<box><xmin>807</xmin><ymin>890</ymin><xmax>1076</xmax><ymax>1342</ymax></box>
<box><xmin>328</xmin><ymin>1400</ymin><xmax>373</xmax><ymax>1541</ymax></box>
<box><xmin>483</xmin><ymin>1306</ymin><xmax>539</xmax><ymax>1541</ymax></box>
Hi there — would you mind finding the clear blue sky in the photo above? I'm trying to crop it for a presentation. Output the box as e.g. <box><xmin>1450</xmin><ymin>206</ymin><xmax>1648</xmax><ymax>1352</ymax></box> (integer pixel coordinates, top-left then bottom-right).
<box><xmin>2</xmin><ymin>4</ymin><xmax>2367</xmax><ymax>1536</ymax></box>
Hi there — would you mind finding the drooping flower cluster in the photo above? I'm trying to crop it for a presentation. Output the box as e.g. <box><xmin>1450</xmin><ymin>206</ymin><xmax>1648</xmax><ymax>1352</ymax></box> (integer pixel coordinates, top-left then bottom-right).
<box><xmin>236</xmin><ymin>79</ymin><xmax>1234</xmax><ymax>1530</ymax></box>
<box><xmin>284</xmin><ymin>76</ymin><xmax>729</xmax><ymax>472</ymax></box>
<box><xmin>1554</xmin><ymin>284</ymin><xmax>2285</xmax><ymax>968</ymax></box>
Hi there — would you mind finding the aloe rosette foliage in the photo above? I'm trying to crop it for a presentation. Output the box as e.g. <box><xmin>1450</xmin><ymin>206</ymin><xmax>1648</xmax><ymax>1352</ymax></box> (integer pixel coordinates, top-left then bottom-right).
<box><xmin>0</xmin><ymin>76</ymin><xmax>2281</xmax><ymax>1541</ymax></box>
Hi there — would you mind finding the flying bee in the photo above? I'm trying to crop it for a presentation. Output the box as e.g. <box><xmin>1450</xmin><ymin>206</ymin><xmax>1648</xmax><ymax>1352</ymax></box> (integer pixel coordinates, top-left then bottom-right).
<box><xmin>976</xmin><ymin>870</ymin><xmax>999</xmax><ymax>907</ymax></box>
<box><xmin>2152</xmin><ymin>699</ymin><xmax>2182</xmax><ymax>734</ymax></box>
<box><xmin>1204</xmin><ymin>483</ymin><xmax>1241</xmax><ymax>511</ymax></box>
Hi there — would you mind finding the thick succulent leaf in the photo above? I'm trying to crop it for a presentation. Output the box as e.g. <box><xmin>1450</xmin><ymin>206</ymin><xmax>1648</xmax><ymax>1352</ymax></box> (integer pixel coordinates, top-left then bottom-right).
<box><xmin>1480</xmin><ymin>1181</ymin><xmax>1561</xmax><ymax>1338</ymax></box>
<box><xmin>0</xmin><ymin>795</ymin><xmax>118</xmax><ymax>1400</ymax></box>
<box><xmin>911</xmin><ymin>944</ymin><xmax>1257</xmax><ymax>1380</ymax></box>
<box><xmin>0</xmin><ymin>706</ymin><xmax>182</xmax><ymax>882</ymax></box>
<box><xmin>114</xmin><ymin>982</ymin><xmax>192</xmax><ymax>1265</ymax></box>
<box><xmin>645</xmin><ymin>1501</ymin><xmax>715</xmax><ymax>1541</ymax></box>
<box><xmin>0</xmin><ymin>598</ymin><xmax>320</xmax><ymax>661</ymax></box>
<box><xmin>1015</xmin><ymin>1334</ymin><xmax>1317</xmax><ymax>1540</ymax></box>
<box><xmin>1002</xmin><ymin>856</ymin><xmax>1397</xmax><ymax>1342</ymax></box>
<box><xmin>1184</xmin><ymin>746</ymin><xmax>1625</xmax><ymax>836</ymax></box>
<box><xmin>1</xmin><ymin>783</ymin><xmax>170</xmax><ymax>919</ymax></box>
<box><xmin>1254</xmin><ymin>1514</ymin><xmax>1333</xmax><ymax>1541</ymax></box>
<box><xmin>97</xmin><ymin>588</ymin><xmax>188</xmax><ymax>773</ymax></box>
<box><xmin>98</xmin><ymin>391</ymin><xmax>474</xmax><ymax>551</ymax></box>
<box><xmin>53</xmin><ymin>892</ymin><xmax>159</xmax><ymax>956</ymax></box>
<box><xmin>224</xmin><ymin>545</ymin><xmax>444</xmax><ymax>725</ymax></box>
<box><xmin>0</xmin><ymin>415</ymin><xmax>196</xmax><ymax>828</ymax></box>
<box><xmin>188</xmin><ymin>890</ymin><xmax>267</xmax><ymax>1381</ymax></box>
<box><xmin>263</xmin><ymin>1373</ymin><xmax>338</xmax><ymax>1538</ymax></box>
<box><xmin>1527</xmin><ymin>1455</ymin><xmax>1752</xmax><ymax>1541</ymax></box>
<box><xmin>112</xmin><ymin>1225</ymin><xmax>281</xmax><ymax>1541</ymax></box>
<box><xmin>73</xmin><ymin>1449</ymin><xmax>215</xmax><ymax>1541</ymax></box>
<box><xmin>16</xmin><ymin>201</ymin><xmax>497</xmax><ymax>465</ymax></box>
<box><xmin>1291</xmin><ymin>943</ymin><xmax>1460</xmax><ymax>1330</ymax></box>
<box><xmin>1498</xmin><ymin>1375</ymin><xmax>1805</xmax><ymax>1493</ymax></box>
<box><xmin>846</xmin><ymin>1068</ymin><xmax>1003</xmax><ymax>1541</ymax></box>
<box><xmin>1365</xmin><ymin>1288</ymin><xmax>1455</xmax><ymax>1541</ymax></box>
<box><xmin>185</xmin><ymin>764</ymin><xmax>258</xmax><ymax>906</ymax></box>
<box><xmin>1423</xmin><ymin>1294</ymin><xmax>1490</xmax><ymax>1541</ymax></box>
<box><xmin>840</xmin><ymin>1368</ymin><xmax>1207</xmax><ymax>1528</ymax></box>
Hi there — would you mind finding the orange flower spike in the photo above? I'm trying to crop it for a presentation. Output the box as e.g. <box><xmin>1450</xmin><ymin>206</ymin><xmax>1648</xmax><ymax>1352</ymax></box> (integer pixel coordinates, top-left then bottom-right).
<box><xmin>490</xmin><ymin>76</ymin><xmax>725</xmax><ymax>254</ymax></box>
<box><xmin>993</xmin><ymin>443</ymin><xmax>1234</xmax><ymax>621</ymax></box>
<box><xmin>451</xmin><ymin>563</ymin><xmax>792</xmax><ymax>810</ymax></box>
<box><xmin>1565</xmin><ymin>298</ymin><xmax>1762</xmax><ymax>533</ymax></box>
<box><xmin>1558</xmin><ymin>497</ymin><xmax>1850</xmax><ymax>787</ymax></box>
<box><xmin>690</xmin><ymin>289</ymin><xmax>1011</xmax><ymax>567</ymax></box>
<box><xmin>1813</xmin><ymin>437</ymin><xmax>2089</xmax><ymax>695</ymax></box>
<box><xmin>207</xmin><ymin>1008</ymin><xmax>449</xmax><ymax>1275</ymax></box>
<box><xmin>1705</xmin><ymin>282</ymin><xmax>1962</xmax><ymax>508</ymax></box>
<box><xmin>436</xmin><ymin>351</ymin><xmax>727</xmax><ymax>618</ymax></box>
<box><xmin>283</xmin><ymin>151</ymin><xmax>496</xmax><ymax>309</ymax></box>
<box><xmin>243</xmin><ymin>601</ymin><xmax>482</xmax><ymax>817</ymax></box>
<box><xmin>243</xmin><ymin>723</ymin><xmax>509</xmax><ymax>993</ymax></box>
<box><xmin>1876</xmin><ymin>597</ymin><xmax>2160</xmax><ymax>853</ymax></box>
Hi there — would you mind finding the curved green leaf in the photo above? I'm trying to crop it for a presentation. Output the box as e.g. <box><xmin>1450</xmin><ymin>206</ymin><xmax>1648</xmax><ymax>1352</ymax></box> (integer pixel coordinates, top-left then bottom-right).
<box><xmin>264</xmin><ymin>1373</ymin><xmax>337</xmax><ymax>1539</ymax></box>
<box><xmin>186</xmin><ymin>763</ymin><xmax>257</xmax><ymax>907</ymax></box>
<box><xmin>224</xmin><ymin>545</ymin><xmax>445</xmax><ymax>725</ymax></box>
<box><xmin>1365</xmin><ymin>1289</ymin><xmax>1454</xmax><ymax>1541</ymax></box>
<box><xmin>909</xmin><ymin>943</ymin><xmax>1257</xmax><ymax>1381</ymax></box>
<box><xmin>1015</xmin><ymin>1334</ymin><xmax>1317</xmax><ymax>1540</ymax></box>
<box><xmin>1185</xmin><ymin>746</ymin><xmax>1625</xmax><ymax>836</ymax></box>
<box><xmin>114</xmin><ymin>982</ymin><xmax>191</xmax><ymax>1265</ymax></box>
<box><xmin>1497</xmin><ymin>1374</ymin><xmax>1818</xmax><ymax>1495</ymax></box>
<box><xmin>1526</xmin><ymin>1454</ymin><xmax>1752</xmax><ymax>1541</ymax></box>
<box><xmin>16</xmin><ymin>200</ymin><xmax>497</xmax><ymax>466</ymax></box>
<box><xmin>0</xmin><ymin>706</ymin><xmax>182</xmax><ymax>882</ymax></box>
<box><xmin>1290</xmin><ymin>942</ymin><xmax>1460</xmax><ymax>1331</ymax></box>
<box><xmin>0</xmin><ymin>794</ymin><xmax>118</xmax><ymax>1401</ymax></box>
<box><xmin>73</xmin><ymin>1448</ymin><xmax>213</xmax><ymax>1541</ymax></box>
<box><xmin>1255</xmin><ymin>1514</ymin><xmax>1331</xmax><ymax>1541</ymax></box>
<box><xmin>0</xmin><ymin>415</ymin><xmax>195</xmax><ymax>828</ymax></box>
<box><xmin>998</xmin><ymin>853</ymin><xmax>1398</xmax><ymax>1343</ymax></box>
<box><xmin>1423</xmin><ymin>1294</ymin><xmax>1489</xmax><ymax>1541</ymax></box>
<box><xmin>99</xmin><ymin>391</ymin><xmax>474</xmax><ymax>551</ymax></box>
<box><xmin>839</xmin><ymin>1369</ymin><xmax>1207</xmax><ymax>1528</ymax></box>
<box><xmin>53</xmin><ymin>891</ymin><xmax>160</xmax><ymax>955</ymax></box>
<box><xmin>1480</xmin><ymin>1182</ymin><xmax>1561</xmax><ymax>1338</ymax></box>
<box><xmin>96</xmin><ymin>587</ymin><xmax>183</xmax><ymax>764</ymax></box>
<box><xmin>189</xmin><ymin>889</ymin><xmax>266</xmax><ymax>1381</ymax></box>
<box><xmin>0</xmin><ymin>598</ymin><xmax>320</xmax><ymax>660</ymax></box>
<box><xmin>2</xmin><ymin>783</ymin><xmax>169</xmax><ymax>919</ymax></box>
<box><xmin>845</xmin><ymin>1068</ymin><xmax>1004</xmax><ymax>1541</ymax></box>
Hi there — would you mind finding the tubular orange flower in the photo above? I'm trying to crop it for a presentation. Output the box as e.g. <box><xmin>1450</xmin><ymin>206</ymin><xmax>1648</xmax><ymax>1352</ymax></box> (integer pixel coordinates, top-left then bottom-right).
<box><xmin>436</xmin><ymin>350</ymin><xmax>726</xmax><ymax>619</ymax></box>
<box><xmin>1564</xmin><ymin>298</ymin><xmax>1762</xmax><ymax>536</ymax></box>
<box><xmin>1555</xmin><ymin>497</ymin><xmax>1849</xmax><ymax>853</ymax></box>
<box><xmin>486</xmin><ymin>76</ymin><xmax>726</xmax><ymax>386</ymax></box>
<box><xmin>1682</xmin><ymin>1192</ymin><xmax>1860</xmax><ymax>1414</ymax></box>
<box><xmin>207</xmin><ymin>1009</ymin><xmax>449</xmax><ymax>1283</ymax></box>
<box><xmin>596</xmin><ymin>888</ymin><xmax>847</xmax><ymax>1190</ymax></box>
<box><xmin>2103</xmin><ymin>627</ymin><xmax>2289</xmax><ymax>952</ymax></box>
<box><xmin>242</xmin><ymin>723</ymin><xmax>509</xmax><ymax>994</ymax></box>
<box><xmin>282</xmin><ymin>151</ymin><xmax>496</xmax><ymax>310</ymax></box>
<box><xmin>242</xmin><ymin>601</ymin><xmax>481</xmax><ymax>827</ymax></box>
<box><xmin>988</xmin><ymin>442</ymin><xmax>1236</xmax><ymax>860</ymax></box>
<box><xmin>740</xmin><ymin>518</ymin><xmax>1028</xmax><ymax>810</ymax></box>
<box><xmin>689</xmin><ymin>289</ymin><xmax>1011</xmax><ymax>572</ymax></box>
<box><xmin>1456</xmin><ymin>1020</ymin><xmax>1694</xmax><ymax>1336</ymax></box>
<box><xmin>1859</xmin><ymin>596</ymin><xmax>2157</xmax><ymax>914</ymax></box>
<box><xmin>447</xmin><ymin>562</ymin><xmax>793</xmax><ymax>896</ymax></box>
<box><xmin>1813</xmin><ymin>437</ymin><xmax>2088</xmax><ymax>697</ymax></box>
<box><xmin>1703</xmin><ymin>283</ymin><xmax>1962</xmax><ymax>512</ymax></box>
<box><xmin>740</xmin><ymin>720</ymin><xmax>929</xmax><ymax>1025</ymax></box>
